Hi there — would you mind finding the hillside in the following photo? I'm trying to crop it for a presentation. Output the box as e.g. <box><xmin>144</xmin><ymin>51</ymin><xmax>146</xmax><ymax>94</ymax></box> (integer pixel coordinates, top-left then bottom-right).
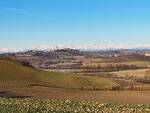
<box><xmin>0</xmin><ymin>59</ymin><xmax>119</xmax><ymax>90</ymax></box>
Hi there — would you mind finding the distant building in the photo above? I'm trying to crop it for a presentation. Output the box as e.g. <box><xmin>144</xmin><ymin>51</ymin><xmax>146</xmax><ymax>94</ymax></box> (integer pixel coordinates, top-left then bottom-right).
<box><xmin>54</xmin><ymin>48</ymin><xmax>73</xmax><ymax>52</ymax></box>
<box><xmin>114</xmin><ymin>54</ymin><xmax>119</xmax><ymax>57</ymax></box>
<box><xmin>107</xmin><ymin>54</ymin><xmax>119</xmax><ymax>58</ymax></box>
<box><xmin>145</xmin><ymin>52</ymin><xmax>150</xmax><ymax>56</ymax></box>
<box><xmin>54</xmin><ymin>48</ymin><xmax>81</xmax><ymax>55</ymax></box>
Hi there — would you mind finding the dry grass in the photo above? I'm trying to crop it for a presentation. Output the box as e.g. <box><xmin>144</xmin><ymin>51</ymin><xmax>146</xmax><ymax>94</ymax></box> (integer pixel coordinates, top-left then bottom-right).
<box><xmin>112</xmin><ymin>69</ymin><xmax>150</xmax><ymax>78</ymax></box>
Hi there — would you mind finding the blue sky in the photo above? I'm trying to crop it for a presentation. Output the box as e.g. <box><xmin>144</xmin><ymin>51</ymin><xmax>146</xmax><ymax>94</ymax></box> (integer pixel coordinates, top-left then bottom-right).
<box><xmin>0</xmin><ymin>0</ymin><xmax>150</xmax><ymax>48</ymax></box>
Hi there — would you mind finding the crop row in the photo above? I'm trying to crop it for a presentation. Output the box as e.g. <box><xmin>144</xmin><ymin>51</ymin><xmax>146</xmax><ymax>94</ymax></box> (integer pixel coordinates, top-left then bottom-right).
<box><xmin>0</xmin><ymin>98</ymin><xmax>149</xmax><ymax>113</ymax></box>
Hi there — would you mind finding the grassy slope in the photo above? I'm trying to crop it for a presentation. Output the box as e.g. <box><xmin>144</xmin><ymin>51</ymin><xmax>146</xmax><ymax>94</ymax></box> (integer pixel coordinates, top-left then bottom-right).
<box><xmin>0</xmin><ymin>59</ymin><xmax>118</xmax><ymax>89</ymax></box>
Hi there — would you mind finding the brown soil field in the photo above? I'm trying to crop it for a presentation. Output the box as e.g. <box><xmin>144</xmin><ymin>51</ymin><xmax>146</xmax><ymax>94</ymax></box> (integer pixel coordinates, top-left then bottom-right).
<box><xmin>0</xmin><ymin>86</ymin><xmax>150</xmax><ymax>104</ymax></box>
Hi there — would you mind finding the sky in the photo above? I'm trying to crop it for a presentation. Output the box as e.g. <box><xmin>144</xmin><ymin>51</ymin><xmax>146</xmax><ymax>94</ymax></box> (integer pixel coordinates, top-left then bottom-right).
<box><xmin>0</xmin><ymin>0</ymin><xmax>150</xmax><ymax>49</ymax></box>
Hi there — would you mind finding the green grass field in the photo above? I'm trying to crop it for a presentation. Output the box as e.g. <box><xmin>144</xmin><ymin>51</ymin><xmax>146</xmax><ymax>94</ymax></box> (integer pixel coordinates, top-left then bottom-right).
<box><xmin>0</xmin><ymin>59</ymin><xmax>119</xmax><ymax>90</ymax></box>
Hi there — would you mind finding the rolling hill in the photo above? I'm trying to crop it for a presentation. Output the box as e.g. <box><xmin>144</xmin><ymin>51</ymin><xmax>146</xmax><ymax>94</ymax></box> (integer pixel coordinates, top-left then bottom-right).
<box><xmin>0</xmin><ymin>59</ymin><xmax>119</xmax><ymax>90</ymax></box>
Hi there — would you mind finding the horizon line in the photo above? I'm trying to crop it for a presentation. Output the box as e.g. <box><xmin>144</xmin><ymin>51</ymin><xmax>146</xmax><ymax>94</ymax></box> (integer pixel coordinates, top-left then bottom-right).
<box><xmin>1</xmin><ymin>44</ymin><xmax>150</xmax><ymax>53</ymax></box>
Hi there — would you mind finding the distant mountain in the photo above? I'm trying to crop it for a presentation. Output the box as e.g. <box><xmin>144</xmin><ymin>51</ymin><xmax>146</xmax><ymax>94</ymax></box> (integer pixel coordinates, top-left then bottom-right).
<box><xmin>1</xmin><ymin>44</ymin><xmax>150</xmax><ymax>53</ymax></box>
<box><xmin>0</xmin><ymin>48</ymin><xmax>26</xmax><ymax>53</ymax></box>
<box><xmin>0</xmin><ymin>48</ymin><xmax>19</xmax><ymax>53</ymax></box>
<box><xmin>30</xmin><ymin>44</ymin><xmax>150</xmax><ymax>51</ymax></box>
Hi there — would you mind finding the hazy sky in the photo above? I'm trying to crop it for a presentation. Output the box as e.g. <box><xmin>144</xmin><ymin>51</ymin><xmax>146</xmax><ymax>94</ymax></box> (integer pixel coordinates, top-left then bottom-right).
<box><xmin>0</xmin><ymin>0</ymin><xmax>150</xmax><ymax>48</ymax></box>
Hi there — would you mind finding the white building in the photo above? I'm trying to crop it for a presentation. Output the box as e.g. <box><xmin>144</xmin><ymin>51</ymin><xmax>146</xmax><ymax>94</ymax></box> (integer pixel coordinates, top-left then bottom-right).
<box><xmin>145</xmin><ymin>52</ymin><xmax>150</xmax><ymax>56</ymax></box>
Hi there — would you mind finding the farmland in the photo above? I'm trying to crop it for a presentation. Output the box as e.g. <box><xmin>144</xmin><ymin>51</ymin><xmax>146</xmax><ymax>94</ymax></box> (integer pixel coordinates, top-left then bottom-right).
<box><xmin>113</xmin><ymin>69</ymin><xmax>150</xmax><ymax>78</ymax></box>
<box><xmin>0</xmin><ymin>50</ymin><xmax>150</xmax><ymax>112</ymax></box>
<box><xmin>1</xmin><ymin>87</ymin><xmax>150</xmax><ymax>104</ymax></box>
<box><xmin>0</xmin><ymin>98</ymin><xmax>149</xmax><ymax>113</ymax></box>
